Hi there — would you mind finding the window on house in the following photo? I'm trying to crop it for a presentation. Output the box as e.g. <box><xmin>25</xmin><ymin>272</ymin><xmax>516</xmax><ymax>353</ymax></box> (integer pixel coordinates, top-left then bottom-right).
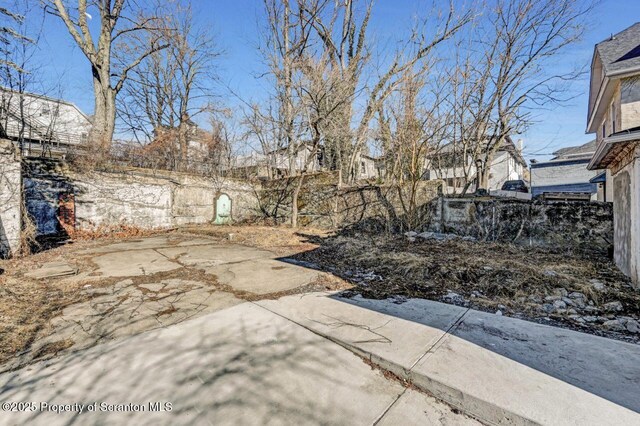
<box><xmin>612</xmin><ymin>103</ymin><xmax>616</xmax><ymax>134</ymax></box>
<box><xmin>40</xmin><ymin>105</ymin><xmax>50</xmax><ymax>116</ymax></box>
<box><xmin>361</xmin><ymin>161</ymin><xmax>366</xmax><ymax>175</ymax></box>
<box><xmin>602</xmin><ymin>123</ymin><xmax>606</xmax><ymax>139</ymax></box>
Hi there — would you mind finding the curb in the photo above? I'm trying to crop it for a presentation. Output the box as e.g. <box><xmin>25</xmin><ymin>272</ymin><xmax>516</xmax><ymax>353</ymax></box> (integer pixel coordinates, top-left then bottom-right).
<box><xmin>308</xmin><ymin>326</ymin><xmax>537</xmax><ymax>426</ymax></box>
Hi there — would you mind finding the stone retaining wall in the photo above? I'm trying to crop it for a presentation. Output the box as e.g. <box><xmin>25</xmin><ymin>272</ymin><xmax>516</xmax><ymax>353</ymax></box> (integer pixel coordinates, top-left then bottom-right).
<box><xmin>24</xmin><ymin>158</ymin><xmax>260</xmax><ymax>236</ymax></box>
<box><xmin>433</xmin><ymin>197</ymin><xmax>613</xmax><ymax>253</ymax></box>
<box><xmin>258</xmin><ymin>172</ymin><xmax>444</xmax><ymax>230</ymax></box>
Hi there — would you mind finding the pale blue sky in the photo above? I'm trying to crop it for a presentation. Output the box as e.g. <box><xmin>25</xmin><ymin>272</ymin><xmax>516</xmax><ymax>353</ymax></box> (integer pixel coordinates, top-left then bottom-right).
<box><xmin>25</xmin><ymin>0</ymin><xmax>640</xmax><ymax>162</ymax></box>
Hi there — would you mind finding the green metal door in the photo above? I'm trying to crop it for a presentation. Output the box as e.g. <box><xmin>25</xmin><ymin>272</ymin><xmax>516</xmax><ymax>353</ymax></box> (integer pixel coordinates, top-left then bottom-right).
<box><xmin>214</xmin><ymin>194</ymin><xmax>232</xmax><ymax>225</ymax></box>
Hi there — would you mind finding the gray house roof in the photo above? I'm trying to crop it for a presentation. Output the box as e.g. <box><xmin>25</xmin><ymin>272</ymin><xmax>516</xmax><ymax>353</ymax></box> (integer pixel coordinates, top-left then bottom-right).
<box><xmin>552</xmin><ymin>140</ymin><xmax>596</xmax><ymax>160</ymax></box>
<box><xmin>596</xmin><ymin>22</ymin><xmax>640</xmax><ymax>75</ymax></box>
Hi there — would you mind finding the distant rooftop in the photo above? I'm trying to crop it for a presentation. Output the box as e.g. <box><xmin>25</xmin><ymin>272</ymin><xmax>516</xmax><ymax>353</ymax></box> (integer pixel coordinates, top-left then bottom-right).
<box><xmin>552</xmin><ymin>140</ymin><xmax>596</xmax><ymax>161</ymax></box>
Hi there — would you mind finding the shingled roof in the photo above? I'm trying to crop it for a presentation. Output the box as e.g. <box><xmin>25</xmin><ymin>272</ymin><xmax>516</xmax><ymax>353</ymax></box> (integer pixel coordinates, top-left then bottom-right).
<box><xmin>552</xmin><ymin>140</ymin><xmax>596</xmax><ymax>160</ymax></box>
<box><xmin>596</xmin><ymin>22</ymin><xmax>640</xmax><ymax>75</ymax></box>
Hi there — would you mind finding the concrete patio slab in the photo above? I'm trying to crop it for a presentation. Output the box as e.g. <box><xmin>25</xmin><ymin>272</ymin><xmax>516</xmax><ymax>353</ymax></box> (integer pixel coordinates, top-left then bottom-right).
<box><xmin>92</xmin><ymin>249</ymin><xmax>181</xmax><ymax>277</ymax></box>
<box><xmin>79</xmin><ymin>236</ymin><xmax>175</xmax><ymax>254</ymax></box>
<box><xmin>25</xmin><ymin>261</ymin><xmax>77</xmax><ymax>279</ymax></box>
<box><xmin>157</xmin><ymin>244</ymin><xmax>273</xmax><ymax>267</ymax></box>
<box><xmin>412</xmin><ymin>331</ymin><xmax>640</xmax><ymax>426</ymax></box>
<box><xmin>258</xmin><ymin>292</ymin><xmax>640</xmax><ymax>425</ymax></box>
<box><xmin>256</xmin><ymin>293</ymin><xmax>465</xmax><ymax>368</ymax></box>
<box><xmin>0</xmin><ymin>303</ymin><xmax>414</xmax><ymax>426</ymax></box>
<box><xmin>2</xmin><ymin>277</ymin><xmax>242</xmax><ymax>373</ymax></box>
<box><xmin>450</xmin><ymin>309</ymin><xmax>640</xmax><ymax>414</ymax></box>
<box><xmin>377</xmin><ymin>388</ymin><xmax>481</xmax><ymax>426</ymax></box>
<box><xmin>208</xmin><ymin>258</ymin><xmax>320</xmax><ymax>295</ymax></box>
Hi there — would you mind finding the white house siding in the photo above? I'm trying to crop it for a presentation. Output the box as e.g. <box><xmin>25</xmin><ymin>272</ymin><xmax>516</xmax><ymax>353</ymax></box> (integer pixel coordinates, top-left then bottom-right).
<box><xmin>489</xmin><ymin>151</ymin><xmax>524</xmax><ymax>189</ymax></box>
<box><xmin>531</xmin><ymin>160</ymin><xmax>599</xmax><ymax>197</ymax></box>
<box><xmin>0</xmin><ymin>90</ymin><xmax>91</xmax><ymax>147</ymax></box>
<box><xmin>358</xmin><ymin>156</ymin><xmax>379</xmax><ymax>180</ymax></box>
<box><xmin>428</xmin><ymin>150</ymin><xmax>524</xmax><ymax>194</ymax></box>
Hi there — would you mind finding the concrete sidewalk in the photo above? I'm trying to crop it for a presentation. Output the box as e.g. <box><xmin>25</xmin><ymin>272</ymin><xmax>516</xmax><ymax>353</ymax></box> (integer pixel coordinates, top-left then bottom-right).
<box><xmin>0</xmin><ymin>302</ymin><xmax>477</xmax><ymax>426</ymax></box>
<box><xmin>256</xmin><ymin>293</ymin><xmax>640</xmax><ymax>425</ymax></box>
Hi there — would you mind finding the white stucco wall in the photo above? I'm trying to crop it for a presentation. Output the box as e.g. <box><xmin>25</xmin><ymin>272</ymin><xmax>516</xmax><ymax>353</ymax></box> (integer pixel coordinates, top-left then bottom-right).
<box><xmin>0</xmin><ymin>140</ymin><xmax>21</xmax><ymax>257</ymax></box>
<box><xmin>25</xmin><ymin>163</ymin><xmax>261</xmax><ymax>235</ymax></box>
<box><xmin>611</xmin><ymin>147</ymin><xmax>640</xmax><ymax>286</ymax></box>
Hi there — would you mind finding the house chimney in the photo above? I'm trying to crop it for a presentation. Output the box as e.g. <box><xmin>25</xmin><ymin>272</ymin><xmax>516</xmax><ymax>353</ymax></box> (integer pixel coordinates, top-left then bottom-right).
<box><xmin>517</xmin><ymin>139</ymin><xmax>524</xmax><ymax>153</ymax></box>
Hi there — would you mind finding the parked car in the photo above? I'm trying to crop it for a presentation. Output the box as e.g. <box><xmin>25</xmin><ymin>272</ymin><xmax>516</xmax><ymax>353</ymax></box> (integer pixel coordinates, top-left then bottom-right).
<box><xmin>501</xmin><ymin>180</ymin><xmax>529</xmax><ymax>193</ymax></box>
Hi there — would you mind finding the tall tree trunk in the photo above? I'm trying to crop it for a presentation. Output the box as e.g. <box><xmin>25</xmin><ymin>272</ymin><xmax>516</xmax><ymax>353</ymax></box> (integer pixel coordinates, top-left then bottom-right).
<box><xmin>178</xmin><ymin>120</ymin><xmax>188</xmax><ymax>171</ymax></box>
<box><xmin>291</xmin><ymin>173</ymin><xmax>304</xmax><ymax>228</ymax></box>
<box><xmin>90</xmin><ymin>67</ymin><xmax>116</xmax><ymax>154</ymax></box>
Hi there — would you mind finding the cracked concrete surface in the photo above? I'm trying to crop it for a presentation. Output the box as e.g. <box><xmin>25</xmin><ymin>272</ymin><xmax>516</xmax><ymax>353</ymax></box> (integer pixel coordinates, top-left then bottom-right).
<box><xmin>4</xmin><ymin>233</ymin><xmax>326</xmax><ymax>372</ymax></box>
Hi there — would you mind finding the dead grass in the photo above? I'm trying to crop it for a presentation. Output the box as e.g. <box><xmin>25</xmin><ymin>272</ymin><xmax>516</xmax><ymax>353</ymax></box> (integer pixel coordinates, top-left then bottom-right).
<box><xmin>71</xmin><ymin>224</ymin><xmax>163</xmax><ymax>241</ymax></box>
<box><xmin>32</xmin><ymin>339</ymin><xmax>74</xmax><ymax>360</ymax></box>
<box><xmin>0</xmin><ymin>274</ymin><xmax>85</xmax><ymax>365</ymax></box>
<box><xmin>180</xmin><ymin>225</ymin><xmax>329</xmax><ymax>256</ymax></box>
<box><xmin>291</xmin><ymin>232</ymin><xmax>640</xmax><ymax>342</ymax></box>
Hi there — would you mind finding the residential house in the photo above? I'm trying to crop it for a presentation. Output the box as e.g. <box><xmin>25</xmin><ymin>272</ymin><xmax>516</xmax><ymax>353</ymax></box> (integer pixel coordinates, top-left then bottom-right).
<box><xmin>229</xmin><ymin>143</ymin><xmax>323</xmax><ymax>179</ymax></box>
<box><xmin>357</xmin><ymin>154</ymin><xmax>380</xmax><ymax>180</ymax></box>
<box><xmin>425</xmin><ymin>137</ymin><xmax>527</xmax><ymax>194</ymax></box>
<box><xmin>0</xmin><ymin>87</ymin><xmax>91</xmax><ymax>157</ymax></box>
<box><xmin>229</xmin><ymin>143</ymin><xmax>380</xmax><ymax>180</ymax></box>
<box><xmin>113</xmin><ymin>121</ymin><xmax>229</xmax><ymax>174</ymax></box>
<box><xmin>531</xmin><ymin>140</ymin><xmax>606</xmax><ymax>201</ymax></box>
<box><xmin>586</xmin><ymin>23</ymin><xmax>640</xmax><ymax>285</ymax></box>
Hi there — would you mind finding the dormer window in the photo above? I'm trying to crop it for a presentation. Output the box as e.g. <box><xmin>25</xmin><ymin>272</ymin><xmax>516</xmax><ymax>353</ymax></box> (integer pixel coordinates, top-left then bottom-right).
<box><xmin>41</xmin><ymin>105</ymin><xmax>50</xmax><ymax>116</ymax></box>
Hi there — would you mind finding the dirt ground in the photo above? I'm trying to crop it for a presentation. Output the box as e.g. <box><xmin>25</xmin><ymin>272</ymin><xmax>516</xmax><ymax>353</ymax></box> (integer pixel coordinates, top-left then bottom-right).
<box><xmin>284</xmin><ymin>231</ymin><xmax>640</xmax><ymax>343</ymax></box>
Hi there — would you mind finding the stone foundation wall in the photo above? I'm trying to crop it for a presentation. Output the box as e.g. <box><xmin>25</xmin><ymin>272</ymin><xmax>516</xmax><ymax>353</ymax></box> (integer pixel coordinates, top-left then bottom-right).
<box><xmin>258</xmin><ymin>172</ymin><xmax>444</xmax><ymax>230</ymax></box>
<box><xmin>24</xmin><ymin>159</ymin><xmax>261</xmax><ymax>236</ymax></box>
<box><xmin>434</xmin><ymin>197</ymin><xmax>613</xmax><ymax>253</ymax></box>
<box><xmin>0</xmin><ymin>140</ymin><xmax>21</xmax><ymax>257</ymax></box>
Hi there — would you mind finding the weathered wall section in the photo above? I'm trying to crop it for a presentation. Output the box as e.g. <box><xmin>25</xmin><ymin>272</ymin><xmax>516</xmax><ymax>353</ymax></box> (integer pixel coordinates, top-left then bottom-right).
<box><xmin>433</xmin><ymin>197</ymin><xmax>613</xmax><ymax>253</ymax></box>
<box><xmin>24</xmin><ymin>159</ymin><xmax>260</xmax><ymax>236</ymax></box>
<box><xmin>611</xmin><ymin>146</ymin><xmax>640</xmax><ymax>285</ymax></box>
<box><xmin>258</xmin><ymin>172</ymin><xmax>443</xmax><ymax>230</ymax></box>
<box><xmin>0</xmin><ymin>139</ymin><xmax>21</xmax><ymax>257</ymax></box>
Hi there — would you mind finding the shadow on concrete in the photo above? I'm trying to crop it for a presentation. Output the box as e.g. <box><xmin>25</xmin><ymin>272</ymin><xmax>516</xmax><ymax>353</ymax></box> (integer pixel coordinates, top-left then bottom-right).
<box><xmin>333</xmin><ymin>293</ymin><xmax>640</xmax><ymax>414</ymax></box>
<box><xmin>0</xmin><ymin>304</ymin><xmax>381</xmax><ymax>425</ymax></box>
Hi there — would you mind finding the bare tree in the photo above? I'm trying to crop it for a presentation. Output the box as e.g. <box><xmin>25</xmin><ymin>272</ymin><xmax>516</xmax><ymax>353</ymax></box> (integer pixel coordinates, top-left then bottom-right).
<box><xmin>0</xmin><ymin>3</ymin><xmax>33</xmax><ymax>140</ymax></box>
<box><xmin>449</xmin><ymin>0</ymin><xmax>592</xmax><ymax>191</ymax></box>
<box><xmin>117</xmin><ymin>1</ymin><xmax>221</xmax><ymax>170</ymax></box>
<box><xmin>376</xmin><ymin>67</ymin><xmax>452</xmax><ymax>227</ymax></box>
<box><xmin>1</xmin><ymin>1</ymin><xmax>69</xmax><ymax>157</ymax></box>
<box><xmin>45</xmin><ymin>0</ymin><xmax>168</xmax><ymax>153</ymax></box>
<box><xmin>297</xmin><ymin>0</ymin><xmax>470</xmax><ymax>184</ymax></box>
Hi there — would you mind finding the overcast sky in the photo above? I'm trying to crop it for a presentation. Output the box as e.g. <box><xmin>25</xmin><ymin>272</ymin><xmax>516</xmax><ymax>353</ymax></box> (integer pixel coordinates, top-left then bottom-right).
<box><xmin>25</xmin><ymin>0</ymin><xmax>640</xmax><ymax>162</ymax></box>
